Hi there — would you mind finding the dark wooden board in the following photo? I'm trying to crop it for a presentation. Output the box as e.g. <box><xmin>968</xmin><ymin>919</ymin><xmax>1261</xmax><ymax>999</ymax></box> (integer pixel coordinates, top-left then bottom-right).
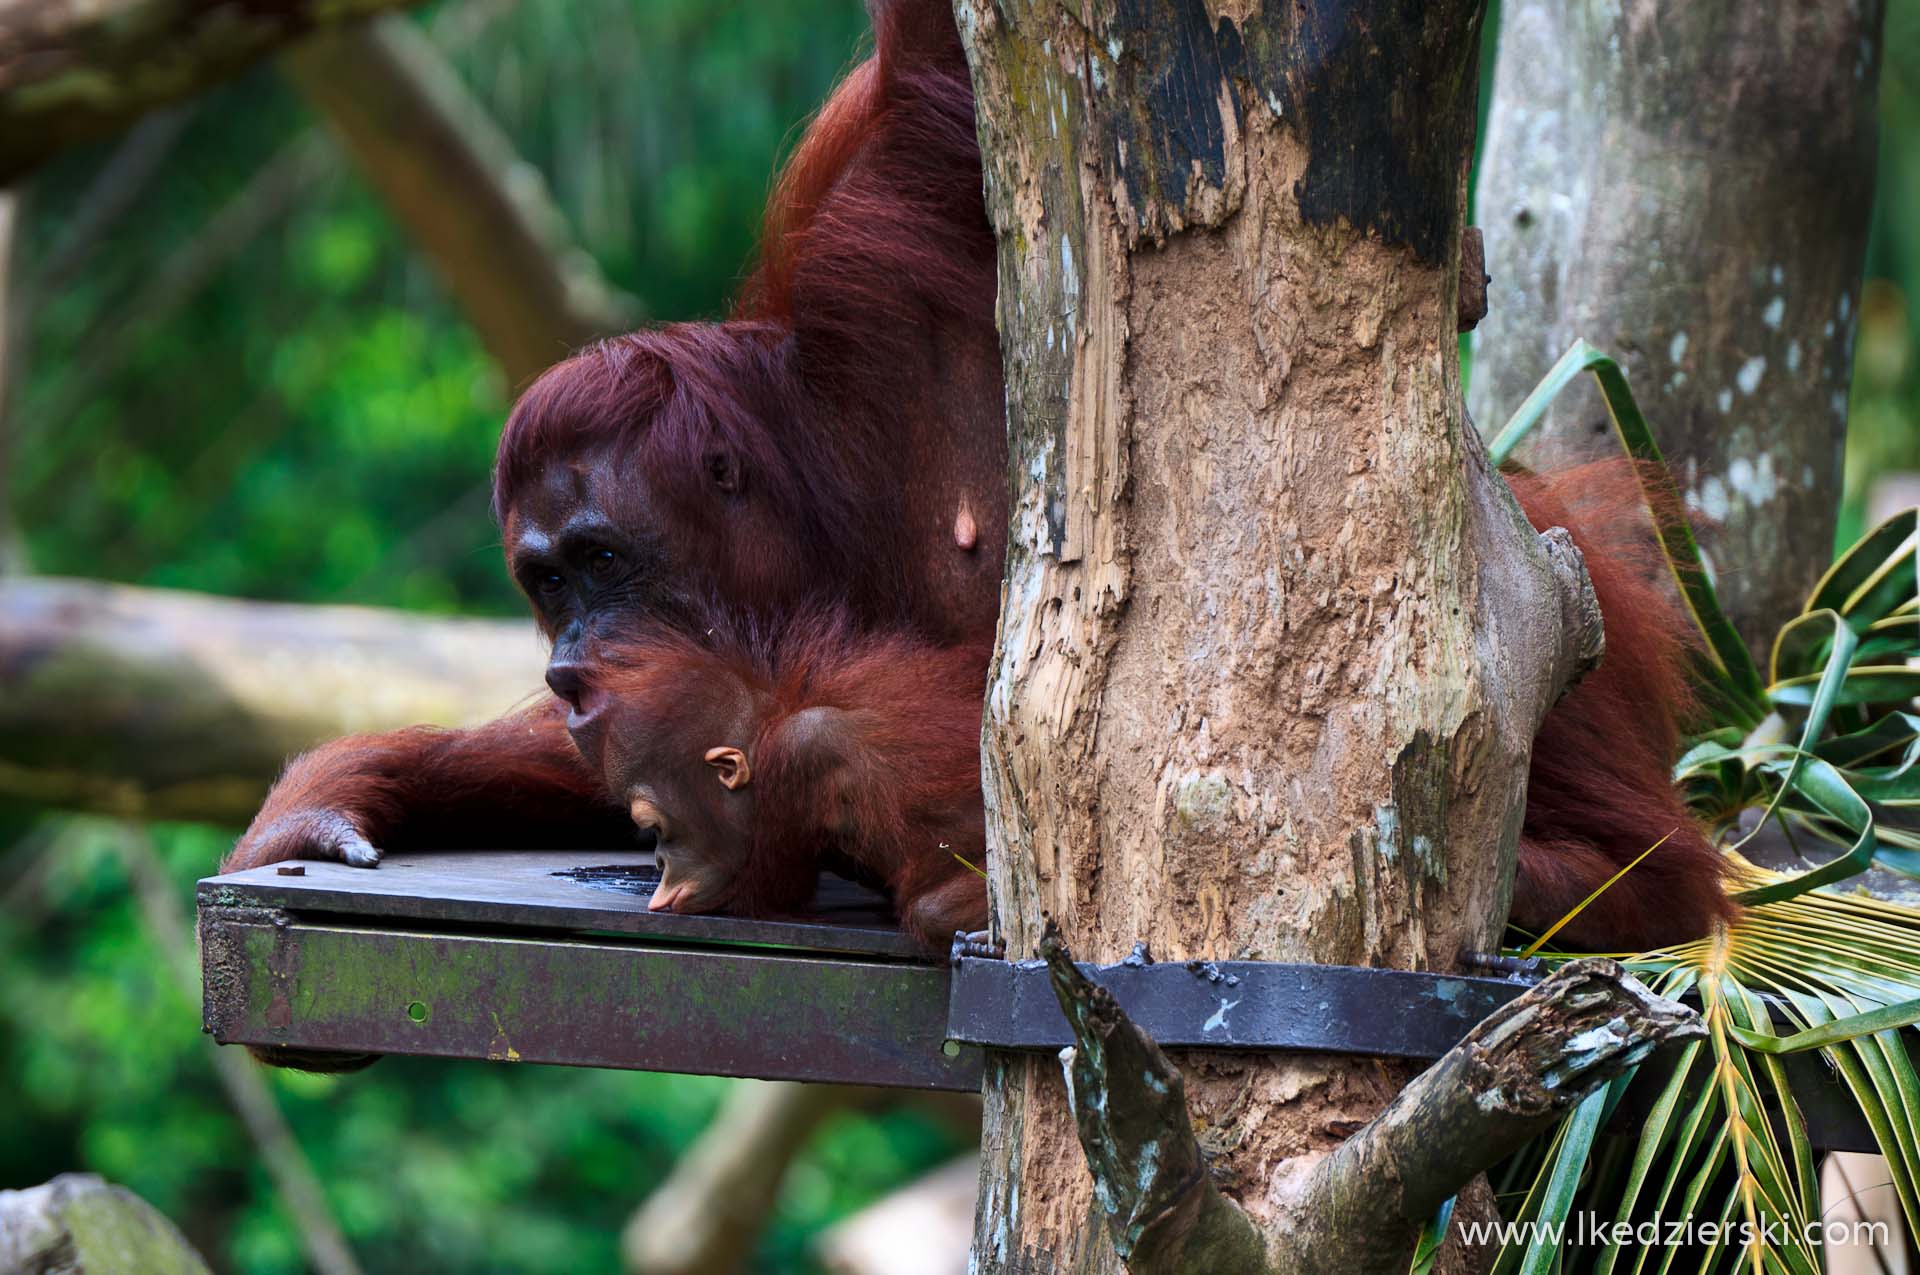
<box><xmin>198</xmin><ymin>848</ymin><xmax>925</xmax><ymax>960</ymax></box>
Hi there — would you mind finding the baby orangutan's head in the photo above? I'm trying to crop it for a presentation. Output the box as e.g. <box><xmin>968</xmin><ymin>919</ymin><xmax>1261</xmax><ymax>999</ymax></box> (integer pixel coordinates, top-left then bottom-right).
<box><xmin>627</xmin><ymin>740</ymin><xmax>755</xmax><ymax>915</ymax></box>
<box><xmin>574</xmin><ymin>634</ymin><xmax>761</xmax><ymax>916</ymax></box>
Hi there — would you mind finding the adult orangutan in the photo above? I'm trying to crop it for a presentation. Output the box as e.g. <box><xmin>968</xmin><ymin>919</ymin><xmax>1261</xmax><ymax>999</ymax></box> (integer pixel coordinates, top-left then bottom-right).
<box><xmin>228</xmin><ymin>0</ymin><xmax>1730</xmax><ymax>953</ymax></box>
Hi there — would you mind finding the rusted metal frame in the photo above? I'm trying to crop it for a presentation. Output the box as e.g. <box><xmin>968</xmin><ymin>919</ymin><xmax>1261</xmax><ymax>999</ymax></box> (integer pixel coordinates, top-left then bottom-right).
<box><xmin>946</xmin><ymin>954</ymin><xmax>1531</xmax><ymax>1058</ymax></box>
<box><xmin>192</xmin><ymin>849</ymin><xmax>1890</xmax><ymax>1148</ymax></box>
<box><xmin>198</xmin><ymin>850</ymin><xmax>923</xmax><ymax>959</ymax></box>
<box><xmin>198</xmin><ymin>905</ymin><xmax>981</xmax><ymax>1091</ymax></box>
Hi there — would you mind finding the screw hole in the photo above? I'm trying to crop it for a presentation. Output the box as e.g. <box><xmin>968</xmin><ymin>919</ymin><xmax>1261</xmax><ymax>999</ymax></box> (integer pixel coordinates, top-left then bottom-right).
<box><xmin>942</xmin><ymin>1040</ymin><xmax>961</xmax><ymax>1058</ymax></box>
<box><xmin>407</xmin><ymin>1001</ymin><xmax>429</xmax><ymax>1024</ymax></box>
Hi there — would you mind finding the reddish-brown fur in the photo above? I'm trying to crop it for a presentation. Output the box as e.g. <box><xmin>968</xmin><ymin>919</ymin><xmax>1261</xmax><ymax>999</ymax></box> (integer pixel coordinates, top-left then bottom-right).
<box><xmin>488</xmin><ymin>0</ymin><xmax>1002</xmax><ymax>644</ymax></box>
<box><xmin>233</xmin><ymin>0</ymin><xmax>1732</xmax><ymax>955</ymax></box>
<box><xmin>1508</xmin><ymin>463</ymin><xmax>1734</xmax><ymax>949</ymax></box>
<box><xmin>580</xmin><ymin>617</ymin><xmax>989</xmax><ymax>946</ymax></box>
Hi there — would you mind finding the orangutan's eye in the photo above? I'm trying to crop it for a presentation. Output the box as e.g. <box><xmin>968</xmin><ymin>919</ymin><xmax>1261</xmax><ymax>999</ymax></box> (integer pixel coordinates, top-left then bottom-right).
<box><xmin>706</xmin><ymin>449</ymin><xmax>742</xmax><ymax>493</ymax></box>
<box><xmin>585</xmin><ymin>547</ymin><xmax>619</xmax><ymax>578</ymax></box>
<box><xmin>535</xmin><ymin>570</ymin><xmax>566</xmax><ymax>596</ymax></box>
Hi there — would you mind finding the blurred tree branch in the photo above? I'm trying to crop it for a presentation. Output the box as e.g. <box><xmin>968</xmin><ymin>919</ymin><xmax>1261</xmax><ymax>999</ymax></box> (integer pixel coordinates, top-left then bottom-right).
<box><xmin>0</xmin><ymin>1173</ymin><xmax>214</xmax><ymax>1273</ymax></box>
<box><xmin>818</xmin><ymin>1156</ymin><xmax>977</xmax><ymax>1275</ymax></box>
<box><xmin>622</xmin><ymin>1082</ymin><xmax>981</xmax><ymax>1275</ymax></box>
<box><xmin>0</xmin><ymin>0</ymin><xmax>428</xmax><ymax>182</ymax></box>
<box><xmin>25</xmin><ymin>106</ymin><xmax>194</xmax><ymax>307</ymax></box>
<box><xmin>282</xmin><ymin>15</ymin><xmax>636</xmax><ymax>388</ymax></box>
<box><xmin>0</xmin><ymin>577</ymin><xmax>542</xmax><ymax>823</ymax></box>
<box><xmin>622</xmin><ymin>1081</ymin><xmax>866</xmax><ymax>1275</ymax></box>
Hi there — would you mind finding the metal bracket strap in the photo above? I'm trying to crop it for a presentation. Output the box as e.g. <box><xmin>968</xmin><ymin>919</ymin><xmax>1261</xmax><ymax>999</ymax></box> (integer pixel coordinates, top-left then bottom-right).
<box><xmin>943</xmin><ymin>955</ymin><xmax>1536</xmax><ymax>1059</ymax></box>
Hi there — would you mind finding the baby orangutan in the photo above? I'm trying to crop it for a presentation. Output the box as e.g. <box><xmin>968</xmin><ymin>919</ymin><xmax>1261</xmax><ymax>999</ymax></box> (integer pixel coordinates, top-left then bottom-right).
<box><xmin>574</xmin><ymin>617</ymin><xmax>991</xmax><ymax>947</ymax></box>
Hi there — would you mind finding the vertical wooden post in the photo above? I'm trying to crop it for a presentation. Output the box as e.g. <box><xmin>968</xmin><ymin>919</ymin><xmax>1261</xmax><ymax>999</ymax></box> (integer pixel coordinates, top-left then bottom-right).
<box><xmin>956</xmin><ymin>1</ymin><xmax>1598</xmax><ymax>1266</ymax></box>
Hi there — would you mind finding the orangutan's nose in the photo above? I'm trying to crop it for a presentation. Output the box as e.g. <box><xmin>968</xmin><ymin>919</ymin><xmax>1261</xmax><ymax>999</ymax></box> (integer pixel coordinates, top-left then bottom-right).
<box><xmin>546</xmin><ymin>657</ymin><xmax>589</xmax><ymax>712</ymax></box>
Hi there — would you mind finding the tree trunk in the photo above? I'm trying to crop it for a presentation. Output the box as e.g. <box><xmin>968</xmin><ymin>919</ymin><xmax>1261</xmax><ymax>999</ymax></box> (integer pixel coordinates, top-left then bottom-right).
<box><xmin>0</xmin><ymin>0</ymin><xmax>428</xmax><ymax>182</ymax></box>
<box><xmin>957</xmin><ymin>1</ymin><xmax>1606</xmax><ymax>1266</ymax></box>
<box><xmin>0</xmin><ymin>187</ymin><xmax>22</xmax><ymax>573</ymax></box>
<box><xmin>282</xmin><ymin>16</ymin><xmax>635</xmax><ymax>389</ymax></box>
<box><xmin>1469</xmin><ymin>0</ymin><xmax>1886</xmax><ymax>664</ymax></box>
<box><xmin>0</xmin><ymin>577</ymin><xmax>539</xmax><ymax>822</ymax></box>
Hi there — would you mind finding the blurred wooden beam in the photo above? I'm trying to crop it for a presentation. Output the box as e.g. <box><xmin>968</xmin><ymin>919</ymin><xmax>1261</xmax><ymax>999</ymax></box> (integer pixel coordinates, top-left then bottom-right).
<box><xmin>0</xmin><ymin>576</ymin><xmax>540</xmax><ymax>823</ymax></box>
<box><xmin>0</xmin><ymin>0</ymin><xmax>427</xmax><ymax>182</ymax></box>
<box><xmin>282</xmin><ymin>16</ymin><xmax>635</xmax><ymax>388</ymax></box>
<box><xmin>818</xmin><ymin>1156</ymin><xmax>977</xmax><ymax>1275</ymax></box>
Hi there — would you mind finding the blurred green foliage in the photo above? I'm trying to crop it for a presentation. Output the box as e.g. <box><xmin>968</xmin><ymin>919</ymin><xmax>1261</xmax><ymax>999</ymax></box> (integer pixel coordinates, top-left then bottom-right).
<box><xmin>11</xmin><ymin>0</ymin><xmax>875</xmax><ymax>614</ymax></box>
<box><xmin>1847</xmin><ymin>0</ymin><xmax>1920</xmax><ymax>548</ymax></box>
<box><xmin>7</xmin><ymin>0</ymin><xmax>1920</xmax><ymax>1271</ymax></box>
<box><xmin>0</xmin><ymin>2</ymin><xmax>969</xmax><ymax>1272</ymax></box>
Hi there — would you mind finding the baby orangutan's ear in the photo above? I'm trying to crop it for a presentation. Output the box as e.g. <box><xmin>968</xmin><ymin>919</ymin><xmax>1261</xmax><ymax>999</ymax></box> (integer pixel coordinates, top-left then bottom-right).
<box><xmin>705</xmin><ymin>746</ymin><xmax>751</xmax><ymax>790</ymax></box>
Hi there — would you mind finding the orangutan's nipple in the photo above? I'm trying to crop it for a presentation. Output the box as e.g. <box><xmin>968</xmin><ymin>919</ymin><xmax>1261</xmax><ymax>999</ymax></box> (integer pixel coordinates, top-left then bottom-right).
<box><xmin>954</xmin><ymin>499</ymin><xmax>978</xmax><ymax>552</ymax></box>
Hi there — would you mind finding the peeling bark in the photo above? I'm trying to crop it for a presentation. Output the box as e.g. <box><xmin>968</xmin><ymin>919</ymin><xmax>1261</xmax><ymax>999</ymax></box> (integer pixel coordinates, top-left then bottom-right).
<box><xmin>957</xmin><ymin>0</ymin><xmax>1605</xmax><ymax>1267</ymax></box>
<box><xmin>1470</xmin><ymin>0</ymin><xmax>1885</xmax><ymax>662</ymax></box>
<box><xmin>0</xmin><ymin>0</ymin><xmax>427</xmax><ymax>181</ymax></box>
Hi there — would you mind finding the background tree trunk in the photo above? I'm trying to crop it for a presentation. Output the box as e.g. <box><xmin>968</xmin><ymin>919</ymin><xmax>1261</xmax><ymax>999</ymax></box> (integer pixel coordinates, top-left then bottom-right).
<box><xmin>282</xmin><ymin>16</ymin><xmax>635</xmax><ymax>389</ymax></box>
<box><xmin>957</xmin><ymin>1</ymin><xmax>1598</xmax><ymax>1266</ymax></box>
<box><xmin>1470</xmin><ymin>0</ymin><xmax>1887</xmax><ymax>663</ymax></box>
<box><xmin>0</xmin><ymin>187</ymin><xmax>22</xmax><ymax>573</ymax></box>
<box><xmin>0</xmin><ymin>0</ymin><xmax>428</xmax><ymax>182</ymax></box>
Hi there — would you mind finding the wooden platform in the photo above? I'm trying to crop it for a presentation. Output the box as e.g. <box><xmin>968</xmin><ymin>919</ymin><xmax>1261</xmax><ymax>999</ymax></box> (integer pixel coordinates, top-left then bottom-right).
<box><xmin>196</xmin><ymin>849</ymin><xmax>1890</xmax><ymax>1153</ymax></box>
<box><xmin>197</xmin><ymin>849</ymin><xmax>981</xmax><ymax>1090</ymax></box>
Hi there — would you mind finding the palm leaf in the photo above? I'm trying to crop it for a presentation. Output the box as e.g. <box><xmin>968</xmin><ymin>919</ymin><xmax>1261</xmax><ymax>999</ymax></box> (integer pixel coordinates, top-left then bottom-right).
<box><xmin>1504</xmin><ymin>865</ymin><xmax>1920</xmax><ymax>1269</ymax></box>
<box><xmin>1485</xmin><ymin>339</ymin><xmax>1766</xmax><ymax>722</ymax></box>
<box><xmin>1485</xmin><ymin>343</ymin><xmax>1920</xmax><ymax>1267</ymax></box>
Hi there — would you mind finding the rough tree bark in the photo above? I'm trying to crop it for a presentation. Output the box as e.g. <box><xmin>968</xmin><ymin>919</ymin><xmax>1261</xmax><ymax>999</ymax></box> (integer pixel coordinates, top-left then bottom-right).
<box><xmin>1469</xmin><ymin>0</ymin><xmax>1886</xmax><ymax>663</ymax></box>
<box><xmin>282</xmin><ymin>16</ymin><xmax>635</xmax><ymax>388</ymax></box>
<box><xmin>0</xmin><ymin>0</ymin><xmax>428</xmax><ymax>182</ymax></box>
<box><xmin>0</xmin><ymin>577</ymin><xmax>540</xmax><ymax>822</ymax></box>
<box><xmin>955</xmin><ymin>1</ymin><xmax>1640</xmax><ymax>1268</ymax></box>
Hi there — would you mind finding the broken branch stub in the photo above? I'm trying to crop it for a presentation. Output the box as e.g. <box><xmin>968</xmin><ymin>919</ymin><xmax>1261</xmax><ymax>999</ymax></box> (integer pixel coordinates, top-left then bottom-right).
<box><xmin>1040</xmin><ymin>923</ymin><xmax>1270</xmax><ymax>1275</ymax></box>
<box><xmin>1279</xmin><ymin>958</ymin><xmax>1703</xmax><ymax>1273</ymax></box>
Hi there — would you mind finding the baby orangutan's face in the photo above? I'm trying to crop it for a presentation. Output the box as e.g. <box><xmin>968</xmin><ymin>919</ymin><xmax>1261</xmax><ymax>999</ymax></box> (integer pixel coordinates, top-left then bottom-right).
<box><xmin>597</xmin><ymin>696</ymin><xmax>756</xmax><ymax>916</ymax></box>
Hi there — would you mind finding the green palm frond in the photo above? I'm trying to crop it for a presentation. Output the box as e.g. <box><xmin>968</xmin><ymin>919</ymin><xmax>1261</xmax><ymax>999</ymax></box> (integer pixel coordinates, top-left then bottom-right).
<box><xmin>1687</xmin><ymin>510</ymin><xmax>1920</xmax><ymax>900</ymax></box>
<box><xmin>1482</xmin><ymin>341</ymin><xmax>1920</xmax><ymax>1272</ymax></box>
<box><xmin>1494</xmin><ymin>341</ymin><xmax>1920</xmax><ymax>900</ymax></box>
<box><xmin>1501</xmin><ymin>864</ymin><xmax>1920</xmax><ymax>1272</ymax></box>
<box><xmin>1486</xmin><ymin>339</ymin><xmax>1766</xmax><ymax>723</ymax></box>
